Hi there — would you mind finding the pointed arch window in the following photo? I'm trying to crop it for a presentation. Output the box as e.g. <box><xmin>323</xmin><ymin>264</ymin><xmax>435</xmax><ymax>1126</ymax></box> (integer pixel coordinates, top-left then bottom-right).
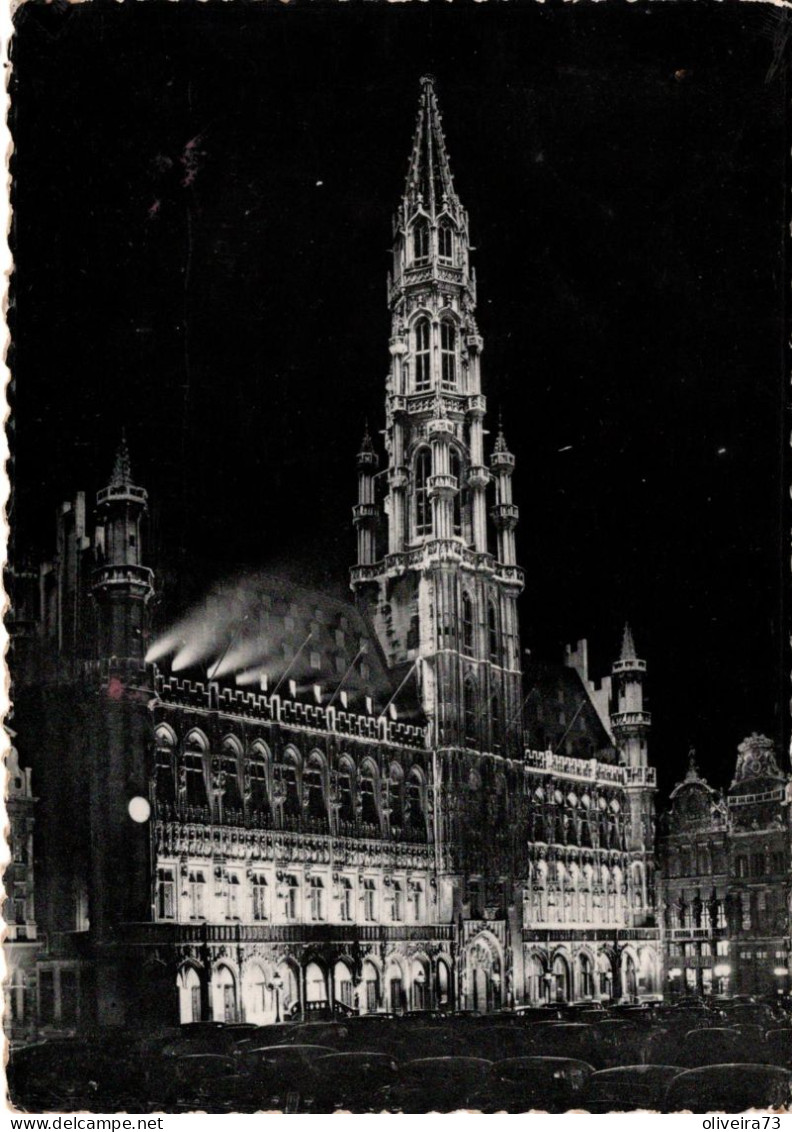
<box><xmin>450</xmin><ymin>449</ymin><xmax>463</xmax><ymax>536</ymax></box>
<box><xmin>414</xmin><ymin>319</ymin><xmax>431</xmax><ymax>391</ymax></box>
<box><xmin>438</xmin><ymin>222</ymin><xmax>454</xmax><ymax>263</ymax></box>
<box><xmin>247</xmin><ymin>746</ymin><xmax>270</xmax><ymax>820</ymax></box>
<box><xmin>491</xmin><ymin>694</ymin><xmax>502</xmax><ymax>753</ymax></box>
<box><xmin>488</xmin><ymin>602</ymin><xmax>500</xmax><ymax>664</ymax></box>
<box><xmin>440</xmin><ymin>320</ymin><xmax>457</xmax><ymax>388</ymax></box>
<box><xmin>359</xmin><ymin>762</ymin><xmax>380</xmax><ymax>830</ymax></box>
<box><xmin>461</xmin><ymin>592</ymin><xmax>474</xmax><ymax>656</ymax></box>
<box><xmin>406</xmin><ymin>769</ymin><xmax>426</xmax><ymax>837</ymax></box>
<box><xmin>413</xmin><ymin>218</ymin><xmax>430</xmax><ymax>264</ymax></box>
<box><xmin>388</xmin><ymin>766</ymin><xmax>404</xmax><ymax>830</ymax></box>
<box><xmin>304</xmin><ymin>755</ymin><xmax>327</xmax><ymax>825</ymax></box>
<box><xmin>414</xmin><ymin>448</ymin><xmax>432</xmax><ymax>538</ymax></box>
<box><xmin>337</xmin><ymin>760</ymin><xmax>355</xmax><ymax>825</ymax></box>
<box><xmin>463</xmin><ymin>676</ymin><xmax>478</xmax><ymax>748</ymax></box>
<box><xmin>282</xmin><ymin>753</ymin><xmax>301</xmax><ymax>820</ymax></box>
<box><xmin>221</xmin><ymin>739</ymin><xmax>244</xmax><ymax>817</ymax></box>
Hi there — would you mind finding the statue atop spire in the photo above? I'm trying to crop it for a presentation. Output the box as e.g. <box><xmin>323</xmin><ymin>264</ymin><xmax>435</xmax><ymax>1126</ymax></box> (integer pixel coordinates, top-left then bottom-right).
<box><xmin>685</xmin><ymin>747</ymin><xmax>700</xmax><ymax>780</ymax></box>
<box><xmin>358</xmin><ymin>420</ymin><xmax>376</xmax><ymax>458</ymax></box>
<box><xmin>404</xmin><ymin>74</ymin><xmax>458</xmax><ymax>218</ymax></box>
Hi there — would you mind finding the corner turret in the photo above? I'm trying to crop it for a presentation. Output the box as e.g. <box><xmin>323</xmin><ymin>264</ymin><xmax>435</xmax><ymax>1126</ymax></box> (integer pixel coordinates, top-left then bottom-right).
<box><xmin>92</xmin><ymin>434</ymin><xmax>154</xmax><ymax>661</ymax></box>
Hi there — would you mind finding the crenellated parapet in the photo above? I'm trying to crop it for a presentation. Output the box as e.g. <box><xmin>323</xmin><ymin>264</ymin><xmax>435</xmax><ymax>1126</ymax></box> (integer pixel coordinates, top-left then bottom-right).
<box><xmin>153</xmin><ymin>669</ymin><xmax>425</xmax><ymax>750</ymax></box>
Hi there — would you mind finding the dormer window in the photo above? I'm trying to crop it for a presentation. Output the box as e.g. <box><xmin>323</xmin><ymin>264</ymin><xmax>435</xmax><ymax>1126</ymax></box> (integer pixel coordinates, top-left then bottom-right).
<box><xmin>413</xmin><ymin>219</ymin><xmax>430</xmax><ymax>263</ymax></box>
<box><xmin>414</xmin><ymin>318</ymin><xmax>431</xmax><ymax>391</ymax></box>
<box><xmin>438</xmin><ymin>222</ymin><xmax>453</xmax><ymax>263</ymax></box>
<box><xmin>440</xmin><ymin>320</ymin><xmax>457</xmax><ymax>387</ymax></box>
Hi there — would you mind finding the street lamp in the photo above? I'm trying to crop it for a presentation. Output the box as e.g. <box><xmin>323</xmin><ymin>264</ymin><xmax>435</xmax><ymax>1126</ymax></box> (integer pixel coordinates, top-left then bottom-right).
<box><xmin>270</xmin><ymin>971</ymin><xmax>284</xmax><ymax>1023</ymax></box>
<box><xmin>713</xmin><ymin>963</ymin><xmax>731</xmax><ymax>996</ymax></box>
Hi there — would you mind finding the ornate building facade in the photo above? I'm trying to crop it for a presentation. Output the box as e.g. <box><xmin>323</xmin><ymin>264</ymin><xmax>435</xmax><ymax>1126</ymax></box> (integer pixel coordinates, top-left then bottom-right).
<box><xmin>4</xmin><ymin>740</ymin><xmax>38</xmax><ymax>1041</ymax></box>
<box><xmin>7</xmin><ymin>77</ymin><xmax>662</xmax><ymax>1034</ymax></box>
<box><xmin>657</xmin><ymin>735</ymin><xmax>791</xmax><ymax>999</ymax></box>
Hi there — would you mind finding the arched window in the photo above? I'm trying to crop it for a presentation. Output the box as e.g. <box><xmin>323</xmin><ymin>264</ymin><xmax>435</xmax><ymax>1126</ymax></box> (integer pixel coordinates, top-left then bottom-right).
<box><xmin>450</xmin><ymin>448</ymin><xmax>463</xmax><ymax>536</ymax></box>
<box><xmin>491</xmin><ymin>694</ymin><xmax>502</xmax><ymax>753</ymax></box>
<box><xmin>154</xmin><ymin>725</ymin><xmax>177</xmax><ymax>805</ymax></box>
<box><xmin>406</xmin><ymin>769</ymin><xmax>426</xmax><ymax>836</ymax></box>
<box><xmin>247</xmin><ymin>743</ymin><xmax>270</xmax><ymax>820</ymax></box>
<box><xmin>413</xmin><ymin>218</ymin><xmax>430</xmax><ymax>263</ymax></box>
<box><xmin>414</xmin><ymin>448</ymin><xmax>432</xmax><ymax>537</ymax></box>
<box><xmin>414</xmin><ymin>319</ymin><xmax>431</xmax><ymax>391</ymax></box>
<box><xmin>579</xmin><ymin>953</ymin><xmax>595</xmax><ymax>998</ymax></box>
<box><xmin>461</xmin><ymin>592</ymin><xmax>474</xmax><ymax>656</ymax></box>
<box><xmin>304</xmin><ymin>754</ymin><xmax>327</xmax><ymax>825</ymax></box>
<box><xmin>463</xmin><ymin>676</ymin><xmax>478</xmax><ymax>748</ymax></box>
<box><xmin>488</xmin><ymin>602</ymin><xmax>499</xmax><ymax>664</ymax></box>
<box><xmin>220</xmin><ymin>737</ymin><xmax>243</xmax><ymax>817</ymax></box>
<box><xmin>183</xmin><ymin>731</ymin><xmax>209</xmax><ymax>809</ymax></box>
<box><xmin>359</xmin><ymin>760</ymin><xmax>380</xmax><ymax>830</ymax></box>
<box><xmin>337</xmin><ymin>758</ymin><xmax>355</xmax><ymax>825</ymax></box>
<box><xmin>282</xmin><ymin>750</ymin><xmax>301</xmax><ymax>820</ymax></box>
<box><xmin>495</xmin><ymin>771</ymin><xmax>507</xmax><ymax>822</ymax></box>
<box><xmin>438</xmin><ymin>222</ymin><xmax>453</xmax><ymax>262</ymax></box>
<box><xmin>388</xmin><ymin>765</ymin><xmax>404</xmax><ymax>829</ymax></box>
<box><xmin>440</xmin><ymin>320</ymin><xmax>457</xmax><ymax>387</ymax></box>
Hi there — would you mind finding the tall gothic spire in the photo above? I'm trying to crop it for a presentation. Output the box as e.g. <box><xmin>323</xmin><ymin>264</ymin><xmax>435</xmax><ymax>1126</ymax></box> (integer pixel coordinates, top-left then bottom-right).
<box><xmin>404</xmin><ymin>75</ymin><xmax>458</xmax><ymax>217</ymax></box>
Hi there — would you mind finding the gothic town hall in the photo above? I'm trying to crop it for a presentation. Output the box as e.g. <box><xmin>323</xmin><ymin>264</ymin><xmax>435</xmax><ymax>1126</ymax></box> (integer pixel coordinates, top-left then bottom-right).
<box><xmin>7</xmin><ymin>77</ymin><xmax>662</xmax><ymax>1032</ymax></box>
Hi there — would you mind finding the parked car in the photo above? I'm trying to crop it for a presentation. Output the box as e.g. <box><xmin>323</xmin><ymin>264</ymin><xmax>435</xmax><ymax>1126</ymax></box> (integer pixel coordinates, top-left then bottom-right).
<box><xmin>582</xmin><ymin>1064</ymin><xmax>683</xmax><ymax>1112</ymax></box>
<box><xmin>8</xmin><ymin>1039</ymin><xmax>131</xmax><ymax>1112</ymax></box>
<box><xmin>765</xmin><ymin>1028</ymin><xmax>792</xmax><ymax>1067</ymax></box>
<box><xmin>527</xmin><ymin>1022</ymin><xmax>602</xmax><ymax>1067</ymax></box>
<box><xmin>145</xmin><ymin>1053</ymin><xmax>254</xmax><ymax>1112</ymax></box>
<box><xmin>477</xmin><ymin>1056</ymin><xmax>594</xmax><ymax>1113</ymax></box>
<box><xmin>665</xmin><ymin>1064</ymin><xmax>792</xmax><ymax>1112</ymax></box>
<box><xmin>386</xmin><ymin>1056</ymin><xmax>493</xmax><ymax>1112</ymax></box>
<box><xmin>310</xmin><ymin>1051</ymin><xmax>400</xmax><ymax>1112</ymax></box>
<box><xmin>677</xmin><ymin>1028</ymin><xmax>748</xmax><ymax>1068</ymax></box>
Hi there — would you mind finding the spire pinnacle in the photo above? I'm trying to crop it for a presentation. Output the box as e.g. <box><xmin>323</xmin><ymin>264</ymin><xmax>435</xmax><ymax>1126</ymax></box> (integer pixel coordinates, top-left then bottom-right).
<box><xmin>620</xmin><ymin>622</ymin><xmax>637</xmax><ymax>662</ymax></box>
<box><xmin>109</xmin><ymin>430</ymin><xmax>133</xmax><ymax>490</ymax></box>
<box><xmin>359</xmin><ymin>420</ymin><xmax>375</xmax><ymax>456</ymax></box>
<box><xmin>494</xmin><ymin>412</ymin><xmax>510</xmax><ymax>455</ymax></box>
<box><xmin>405</xmin><ymin>75</ymin><xmax>457</xmax><ymax>217</ymax></box>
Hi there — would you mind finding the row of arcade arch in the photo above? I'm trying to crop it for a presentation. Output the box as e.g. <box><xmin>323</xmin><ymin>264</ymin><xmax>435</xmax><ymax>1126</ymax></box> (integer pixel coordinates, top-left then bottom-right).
<box><xmin>176</xmin><ymin>953</ymin><xmax>455</xmax><ymax>1024</ymax></box>
<box><xmin>523</xmin><ymin>946</ymin><xmax>659</xmax><ymax>1004</ymax></box>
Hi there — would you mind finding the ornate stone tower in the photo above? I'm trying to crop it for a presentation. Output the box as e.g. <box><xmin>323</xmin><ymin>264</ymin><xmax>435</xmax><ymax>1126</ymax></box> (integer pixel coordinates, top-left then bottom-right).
<box><xmin>92</xmin><ymin>434</ymin><xmax>155</xmax><ymax>661</ymax></box>
<box><xmin>610</xmin><ymin>624</ymin><xmax>650</xmax><ymax>771</ymax></box>
<box><xmin>88</xmin><ymin>437</ymin><xmax>159</xmax><ymax>1024</ymax></box>
<box><xmin>350</xmin><ymin>75</ymin><xmax>524</xmax><ymax>758</ymax></box>
<box><xmin>611</xmin><ymin>625</ymin><xmax>656</xmax><ymax>910</ymax></box>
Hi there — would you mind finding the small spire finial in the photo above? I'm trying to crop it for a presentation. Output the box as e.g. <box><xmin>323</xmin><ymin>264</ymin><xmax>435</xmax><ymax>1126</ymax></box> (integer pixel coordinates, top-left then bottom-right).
<box><xmin>109</xmin><ymin>430</ymin><xmax>133</xmax><ymax>489</ymax></box>
<box><xmin>686</xmin><ymin>748</ymin><xmax>699</xmax><ymax>778</ymax></box>
<box><xmin>620</xmin><ymin>623</ymin><xmax>637</xmax><ymax>662</ymax></box>
<box><xmin>494</xmin><ymin>412</ymin><xmax>509</xmax><ymax>454</ymax></box>
<box><xmin>359</xmin><ymin>419</ymin><xmax>375</xmax><ymax>455</ymax></box>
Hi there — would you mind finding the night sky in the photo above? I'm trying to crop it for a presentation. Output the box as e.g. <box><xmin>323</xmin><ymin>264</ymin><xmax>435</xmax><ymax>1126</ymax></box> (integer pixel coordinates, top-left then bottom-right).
<box><xmin>10</xmin><ymin>1</ymin><xmax>788</xmax><ymax>801</ymax></box>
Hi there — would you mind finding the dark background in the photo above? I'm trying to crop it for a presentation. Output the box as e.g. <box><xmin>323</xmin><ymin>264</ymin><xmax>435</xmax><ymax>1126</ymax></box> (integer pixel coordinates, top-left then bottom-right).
<box><xmin>9</xmin><ymin>0</ymin><xmax>788</xmax><ymax>800</ymax></box>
